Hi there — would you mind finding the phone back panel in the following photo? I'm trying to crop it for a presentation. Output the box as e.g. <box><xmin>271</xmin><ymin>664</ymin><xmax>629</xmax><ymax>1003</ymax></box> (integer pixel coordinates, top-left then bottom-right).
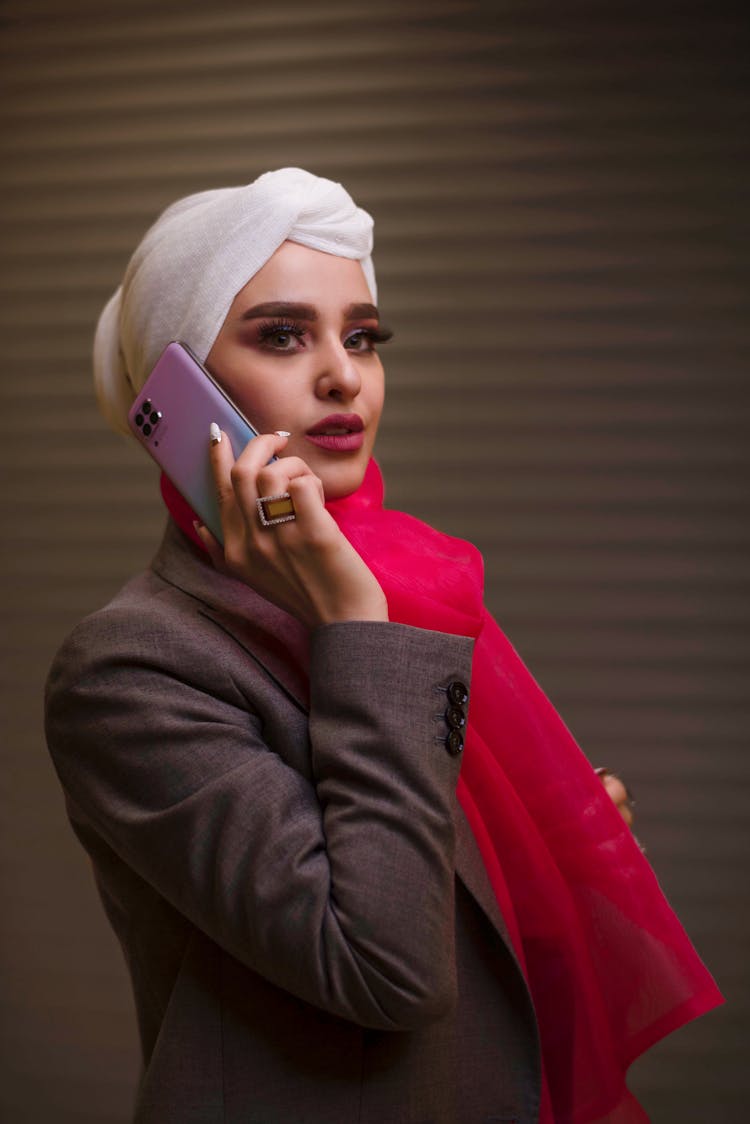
<box><xmin>127</xmin><ymin>341</ymin><xmax>259</xmax><ymax>542</ymax></box>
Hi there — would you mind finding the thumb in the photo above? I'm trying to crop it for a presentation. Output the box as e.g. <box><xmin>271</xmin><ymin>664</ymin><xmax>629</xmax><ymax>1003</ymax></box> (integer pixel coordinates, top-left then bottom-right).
<box><xmin>193</xmin><ymin>519</ymin><xmax>229</xmax><ymax>572</ymax></box>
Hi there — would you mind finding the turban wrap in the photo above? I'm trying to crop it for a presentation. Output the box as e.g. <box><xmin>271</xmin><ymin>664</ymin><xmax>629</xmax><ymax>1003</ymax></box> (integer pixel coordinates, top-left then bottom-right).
<box><xmin>93</xmin><ymin>167</ymin><xmax>376</xmax><ymax>435</ymax></box>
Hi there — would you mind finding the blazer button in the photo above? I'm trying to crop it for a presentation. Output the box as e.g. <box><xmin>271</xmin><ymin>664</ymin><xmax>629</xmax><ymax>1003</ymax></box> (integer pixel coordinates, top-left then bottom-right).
<box><xmin>446</xmin><ymin>729</ymin><xmax>464</xmax><ymax>756</ymax></box>
<box><xmin>445</xmin><ymin>705</ymin><xmax>466</xmax><ymax>730</ymax></box>
<box><xmin>447</xmin><ymin>680</ymin><xmax>469</xmax><ymax>706</ymax></box>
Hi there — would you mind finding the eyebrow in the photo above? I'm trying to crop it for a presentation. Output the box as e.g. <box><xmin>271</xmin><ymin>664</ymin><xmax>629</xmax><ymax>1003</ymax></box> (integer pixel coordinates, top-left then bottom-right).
<box><xmin>238</xmin><ymin>301</ymin><xmax>379</xmax><ymax>322</ymax></box>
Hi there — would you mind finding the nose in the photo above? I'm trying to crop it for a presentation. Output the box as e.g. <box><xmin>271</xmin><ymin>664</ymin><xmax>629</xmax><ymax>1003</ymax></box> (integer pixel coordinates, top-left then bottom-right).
<box><xmin>314</xmin><ymin>334</ymin><xmax>362</xmax><ymax>402</ymax></box>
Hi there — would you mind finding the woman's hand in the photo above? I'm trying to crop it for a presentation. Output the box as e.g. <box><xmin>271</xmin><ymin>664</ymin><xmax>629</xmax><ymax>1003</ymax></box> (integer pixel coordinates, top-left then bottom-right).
<box><xmin>596</xmin><ymin>767</ymin><xmax>635</xmax><ymax>828</ymax></box>
<box><xmin>195</xmin><ymin>429</ymin><xmax>389</xmax><ymax>629</ymax></box>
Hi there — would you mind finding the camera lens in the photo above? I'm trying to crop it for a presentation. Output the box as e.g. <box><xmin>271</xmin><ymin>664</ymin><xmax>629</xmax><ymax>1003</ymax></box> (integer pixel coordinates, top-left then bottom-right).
<box><xmin>143</xmin><ymin>399</ymin><xmax>152</xmax><ymax>413</ymax></box>
<box><xmin>135</xmin><ymin>413</ymin><xmax>144</xmax><ymax>427</ymax></box>
<box><xmin>143</xmin><ymin>423</ymin><xmax>152</xmax><ymax>437</ymax></box>
<box><xmin>150</xmin><ymin>411</ymin><xmax>160</xmax><ymax>424</ymax></box>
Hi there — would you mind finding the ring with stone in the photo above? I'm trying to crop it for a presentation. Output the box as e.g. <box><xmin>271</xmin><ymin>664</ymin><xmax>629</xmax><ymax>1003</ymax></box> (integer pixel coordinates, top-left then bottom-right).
<box><xmin>256</xmin><ymin>492</ymin><xmax>296</xmax><ymax>527</ymax></box>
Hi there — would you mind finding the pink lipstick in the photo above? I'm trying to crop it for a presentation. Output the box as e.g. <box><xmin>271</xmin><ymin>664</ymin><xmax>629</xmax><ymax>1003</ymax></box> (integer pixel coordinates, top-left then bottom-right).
<box><xmin>305</xmin><ymin>414</ymin><xmax>365</xmax><ymax>452</ymax></box>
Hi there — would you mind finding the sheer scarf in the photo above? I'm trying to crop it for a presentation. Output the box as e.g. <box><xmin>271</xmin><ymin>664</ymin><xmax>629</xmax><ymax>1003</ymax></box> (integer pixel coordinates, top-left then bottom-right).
<box><xmin>163</xmin><ymin>461</ymin><xmax>722</xmax><ymax>1124</ymax></box>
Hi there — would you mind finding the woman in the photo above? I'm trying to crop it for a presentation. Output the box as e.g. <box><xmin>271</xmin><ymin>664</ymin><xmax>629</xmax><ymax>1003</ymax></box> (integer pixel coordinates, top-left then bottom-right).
<box><xmin>46</xmin><ymin>168</ymin><xmax>721</xmax><ymax>1124</ymax></box>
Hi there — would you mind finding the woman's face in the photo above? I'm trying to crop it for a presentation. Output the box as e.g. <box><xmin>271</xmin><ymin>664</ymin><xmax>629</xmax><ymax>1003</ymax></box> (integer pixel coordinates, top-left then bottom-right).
<box><xmin>205</xmin><ymin>241</ymin><xmax>388</xmax><ymax>501</ymax></box>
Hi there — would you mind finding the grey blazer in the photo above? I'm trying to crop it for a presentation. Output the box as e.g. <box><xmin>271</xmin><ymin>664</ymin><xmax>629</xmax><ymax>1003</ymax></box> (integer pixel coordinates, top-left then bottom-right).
<box><xmin>46</xmin><ymin>522</ymin><xmax>541</xmax><ymax>1124</ymax></box>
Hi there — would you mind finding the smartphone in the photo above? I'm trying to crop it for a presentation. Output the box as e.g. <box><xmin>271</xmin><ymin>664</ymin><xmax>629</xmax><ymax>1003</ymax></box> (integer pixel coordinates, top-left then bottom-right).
<box><xmin>128</xmin><ymin>341</ymin><xmax>261</xmax><ymax>543</ymax></box>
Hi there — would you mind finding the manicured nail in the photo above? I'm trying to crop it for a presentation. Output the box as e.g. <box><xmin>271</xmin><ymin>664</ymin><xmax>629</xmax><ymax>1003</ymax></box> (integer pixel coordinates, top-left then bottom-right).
<box><xmin>192</xmin><ymin>519</ymin><xmax>204</xmax><ymax>533</ymax></box>
<box><xmin>209</xmin><ymin>422</ymin><xmax>221</xmax><ymax>445</ymax></box>
<box><xmin>274</xmin><ymin>430</ymin><xmax>291</xmax><ymax>438</ymax></box>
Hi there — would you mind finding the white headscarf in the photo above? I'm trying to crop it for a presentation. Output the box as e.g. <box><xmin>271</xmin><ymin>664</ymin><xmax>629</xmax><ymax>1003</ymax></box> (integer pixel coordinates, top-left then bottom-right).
<box><xmin>93</xmin><ymin>167</ymin><xmax>377</xmax><ymax>435</ymax></box>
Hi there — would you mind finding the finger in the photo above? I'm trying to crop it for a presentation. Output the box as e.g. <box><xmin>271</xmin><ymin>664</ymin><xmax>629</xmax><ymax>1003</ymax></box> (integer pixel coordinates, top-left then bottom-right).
<box><xmin>603</xmin><ymin>777</ymin><xmax>635</xmax><ymax>826</ymax></box>
<box><xmin>207</xmin><ymin>425</ymin><xmax>239</xmax><ymax>507</ymax></box>
<box><xmin>193</xmin><ymin>520</ymin><xmax>227</xmax><ymax>572</ymax></box>
<box><xmin>204</xmin><ymin>424</ymin><xmax>247</xmax><ymax>548</ymax></box>
<box><xmin>617</xmin><ymin>802</ymin><xmax>634</xmax><ymax>828</ymax></box>
<box><xmin>256</xmin><ymin>456</ymin><xmax>324</xmax><ymax>504</ymax></box>
<box><xmin>595</xmin><ymin>767</ymin><xmax>635</xmax><ymax>827</ymax></box>
<box><xmin>602</xmin><ymin>774</ymin><xmax>628</xmax><ymax>805</ymax></box>
<box><xmin>285</xmin><ymin>473</ymin><xmax>335</xmax><ymax>536</ymax></box>
<box><xmin>231</xmin><ymin>430</ymin><xmax>290</xmax><ymax>481</ymax></box>
<box><xmin>229</xmin><ymin>432</ymin><xmax>291</xmax><ymax>509</ymax></box>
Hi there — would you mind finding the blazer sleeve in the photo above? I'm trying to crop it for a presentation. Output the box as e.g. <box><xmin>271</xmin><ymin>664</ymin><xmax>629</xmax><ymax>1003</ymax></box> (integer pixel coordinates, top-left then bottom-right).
<box><xmin>45</xmin><ymin>599</ymin><xmax>473</xmax><ymax>1031</ymax></box>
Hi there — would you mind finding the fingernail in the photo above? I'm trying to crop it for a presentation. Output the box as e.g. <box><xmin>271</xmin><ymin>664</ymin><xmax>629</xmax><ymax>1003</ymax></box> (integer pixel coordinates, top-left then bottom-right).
<box><xmin>274</xmin><ymin>430</ymin><xmax>291</xmax><ymax>438</ymax></box>
<box><xmin>594</xmin><ymin>766</ymin><xmax>611</xmax><ymax>778</ymax></box>
<box><xmin>192</xmin><ymin>519</ymin><xmax>204</xmax><ymax>533</ymax></box>
<box><xmin>209</xmin><ymin>422</ymin><xmax>221</xmax><ymax>445</ymax></box>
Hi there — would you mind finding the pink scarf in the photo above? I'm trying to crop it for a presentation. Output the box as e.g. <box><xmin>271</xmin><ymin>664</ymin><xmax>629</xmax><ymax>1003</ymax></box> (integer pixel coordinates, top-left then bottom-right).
<box><xmin>163</xmin><ymin>461</ymin><xmax>722</xmax><ymax>1124</ymax></box>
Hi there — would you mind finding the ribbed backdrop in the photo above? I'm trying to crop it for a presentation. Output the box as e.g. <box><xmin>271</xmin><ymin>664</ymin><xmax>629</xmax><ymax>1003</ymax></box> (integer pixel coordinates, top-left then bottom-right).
<box><xmin>1</xmin><ymin>1</ymin><xmax>747</xmax><ymax>1121</ymax></box>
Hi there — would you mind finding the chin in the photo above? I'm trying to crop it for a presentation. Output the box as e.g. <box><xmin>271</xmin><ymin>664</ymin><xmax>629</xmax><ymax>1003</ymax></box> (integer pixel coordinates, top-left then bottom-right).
<box><xmin>319</xmin><ymin>460</ymin><xmax>369</xmax><ymax>502</ymax></box>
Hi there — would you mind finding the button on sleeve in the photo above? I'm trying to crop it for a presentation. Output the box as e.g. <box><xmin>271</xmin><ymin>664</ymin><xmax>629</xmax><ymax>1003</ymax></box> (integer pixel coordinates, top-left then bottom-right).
<box><xmin>445</xmin><ymin>705</ymin><xmax>466</xmax><ymax>730</ymax></box>
<box><xmin>446</xmin><ymin>729</ymin><xmax>464</xmax><ymax>756</ymax></box>
<box><xmin>447</xmin><ymin>680</ymin><xmax>469</xmax><ymax>707</ymax></box>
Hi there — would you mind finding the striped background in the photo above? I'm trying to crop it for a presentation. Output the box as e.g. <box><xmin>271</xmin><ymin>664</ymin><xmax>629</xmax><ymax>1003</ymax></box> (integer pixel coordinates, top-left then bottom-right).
<box><xmin>1</xmin><ymin>1</ymin><xmax>747</xmax><ymax>1120</ymax></box>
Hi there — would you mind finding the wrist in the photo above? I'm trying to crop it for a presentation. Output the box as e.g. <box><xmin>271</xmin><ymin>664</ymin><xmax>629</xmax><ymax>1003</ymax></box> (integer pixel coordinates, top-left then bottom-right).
<box><xmin>315</xmin><ymin>593</ymin><xmax>389</xmax><ymax>626</ymax></box>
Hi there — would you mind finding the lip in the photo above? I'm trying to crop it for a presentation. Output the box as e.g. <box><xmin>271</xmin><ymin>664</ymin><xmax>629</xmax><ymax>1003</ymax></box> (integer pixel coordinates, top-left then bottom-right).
<box><xmin>305</xmin><ymin>413</ymin><xmax>365</xmax><ymax>452</ymax></box>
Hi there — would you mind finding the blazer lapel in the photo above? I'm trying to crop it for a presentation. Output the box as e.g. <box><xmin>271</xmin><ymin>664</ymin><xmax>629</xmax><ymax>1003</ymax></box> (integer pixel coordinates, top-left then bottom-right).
<box><xmin>150</xmin><ymin>520</ymin><xmax>310</xmax><ymax>710</ymax></box>
<box><xmin>198</xmin><ymin>606</ymin><xmax>311</xmax><ymax>710</ymax></box>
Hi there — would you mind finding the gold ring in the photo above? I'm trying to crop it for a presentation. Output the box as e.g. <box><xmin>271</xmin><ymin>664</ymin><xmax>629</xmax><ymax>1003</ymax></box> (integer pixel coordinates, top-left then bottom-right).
<box><xmin>257</xmin><ymin>492</ymin><xmax>296</xmax><ymax>527</ymax></box>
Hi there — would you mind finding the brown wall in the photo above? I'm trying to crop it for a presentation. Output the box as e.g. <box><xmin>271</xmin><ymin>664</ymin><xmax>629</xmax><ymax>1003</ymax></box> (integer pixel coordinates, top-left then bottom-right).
<box><xmin>1</xmin><ymin>2</ymin><xmax>747</xmax><ymax>1120</ymax></box>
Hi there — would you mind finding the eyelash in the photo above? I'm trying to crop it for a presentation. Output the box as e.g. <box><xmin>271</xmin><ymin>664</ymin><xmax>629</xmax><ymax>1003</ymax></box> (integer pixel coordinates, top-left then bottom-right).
<box><xmin>257</xmin><ymin>320</ymin><xmax>306</xmax><ymax>346</ymax></box>
<box><xmin>256</xmin><ymin>319</ymin><xmax>393</xmax><ymax>353</ymax></box>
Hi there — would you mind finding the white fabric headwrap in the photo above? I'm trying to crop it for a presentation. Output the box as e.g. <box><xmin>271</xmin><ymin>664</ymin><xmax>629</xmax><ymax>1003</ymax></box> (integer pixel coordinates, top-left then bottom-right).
<box><xmin>93</xmin><ymin>167</ymin><xmax>377</xmax><ymax>435</ymax></box>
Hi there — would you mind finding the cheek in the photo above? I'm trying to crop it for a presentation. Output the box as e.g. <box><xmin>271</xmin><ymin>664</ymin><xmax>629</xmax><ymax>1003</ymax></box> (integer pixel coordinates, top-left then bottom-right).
<box><xmin>371</xmin><ymin>375</ymin><xmax>385</xmax><ymax>425</ymax></box>
<box><xmin>224</xmin><ymin>385</ymin><xmax>272</xmax><ymax>431</ymax></box>
<box><xmin>365</xmin><ymin>360</ymin><xmax>385</xmax><ymax>408</ymax></box>
<box><xmin>215</xmin><ymin>361</ymin><xmax>286</xmax><ymax>429</ymax></box>
<box><xmin>234</xmin><ymin>384</ymin><xmax>275</xmax><ymax>422</ymax></box>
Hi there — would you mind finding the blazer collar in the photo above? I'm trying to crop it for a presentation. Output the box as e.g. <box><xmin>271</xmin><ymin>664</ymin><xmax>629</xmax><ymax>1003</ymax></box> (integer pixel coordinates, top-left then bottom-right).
<box><xmin>150</xmin><ymin>520</ymin><xmax>311</xmax><ymax>710</ymax></box>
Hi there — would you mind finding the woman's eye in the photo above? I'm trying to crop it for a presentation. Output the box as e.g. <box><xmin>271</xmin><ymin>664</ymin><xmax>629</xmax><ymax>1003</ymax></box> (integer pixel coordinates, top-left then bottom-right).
<box><xmin>257</xmin><ymin>322</ymin><xmax>306</xmax><ymax>351</ymax></box>
<box><xmin>268</xmin><ymin>330</ymin><xmax>295</xmax><ymax>348</ymax></box>
<box><xmin>344</xmin><ymin>327</ymin><xmax>393</xmax><ymax>352</ymax></box>
<box><xmin>344</xmin><ymin>331</ymin><xmax>368</xmax><ymax>352</ymax></box>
